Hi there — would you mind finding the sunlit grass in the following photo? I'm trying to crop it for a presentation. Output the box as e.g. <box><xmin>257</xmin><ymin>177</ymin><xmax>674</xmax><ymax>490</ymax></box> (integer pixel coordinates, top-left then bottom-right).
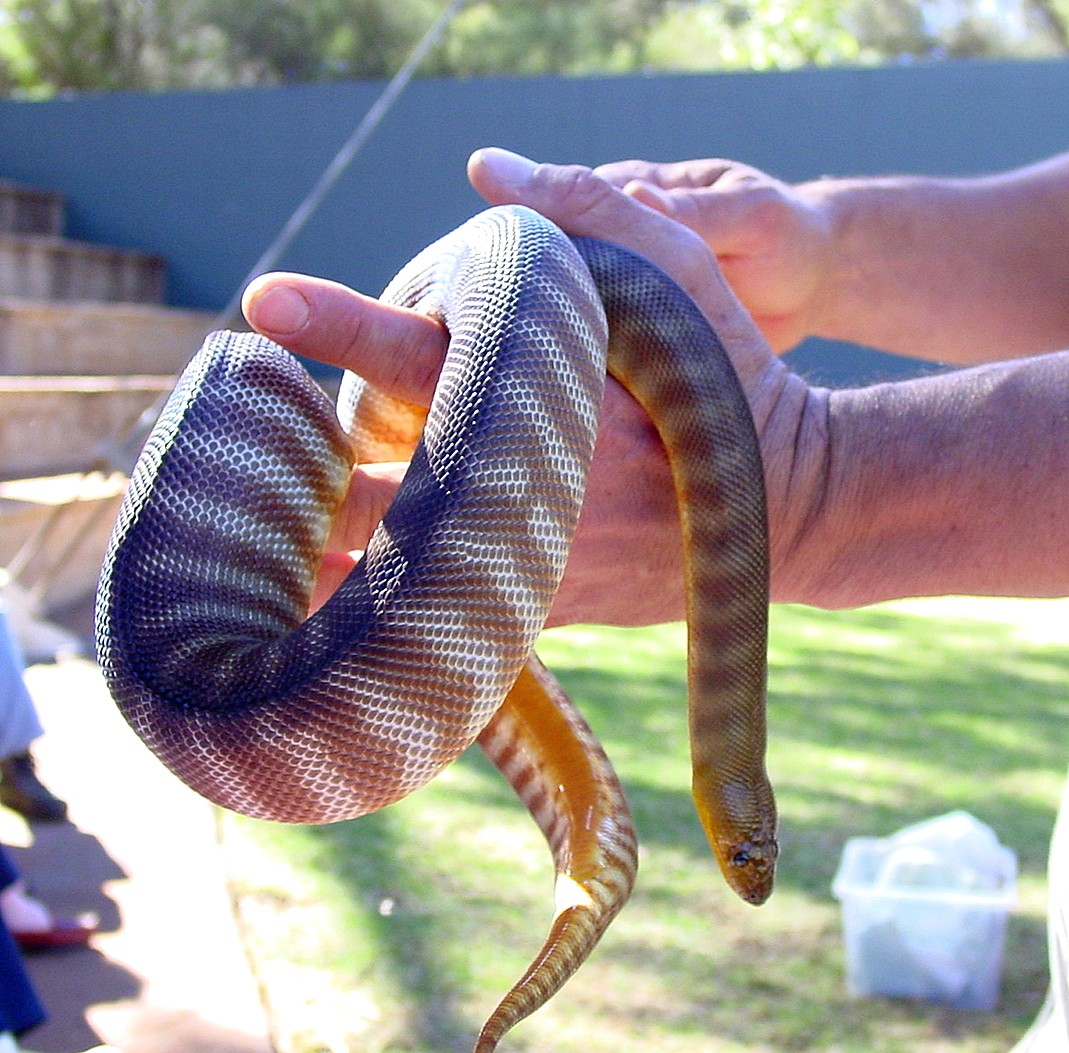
<box><xmin>222</xmin><ymin>597</ymin><xmax>1068</xmax><ymax>1053</ymax></box>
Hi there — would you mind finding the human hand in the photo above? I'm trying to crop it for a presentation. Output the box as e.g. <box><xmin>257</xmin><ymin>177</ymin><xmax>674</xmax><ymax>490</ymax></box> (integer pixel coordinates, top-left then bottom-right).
<box><xmin>243</xmin><ymin>149</ymin><xmax>808</xmax><ymax>625</ymax></box>
<box><xmin>595</xmin><ymin>158</ymin><xmax>833</xmax><ymax>353</ymax></box>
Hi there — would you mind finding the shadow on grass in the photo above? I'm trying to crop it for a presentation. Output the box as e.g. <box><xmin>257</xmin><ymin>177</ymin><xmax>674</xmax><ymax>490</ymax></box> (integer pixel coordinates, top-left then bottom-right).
<box><xmin>291</xmin><ymin>810</ymin><xmax>478</xmax><ymax>1053</ymax></box>
<box><xmin>240</xmin><ymin>602</ymin><xmax>1065</xmax><ymax>1051</ymax></box>
<box><xmin>537</xmin><ymin>606</ymin><xmax>1066</xmax><ymax>880</ymax></box>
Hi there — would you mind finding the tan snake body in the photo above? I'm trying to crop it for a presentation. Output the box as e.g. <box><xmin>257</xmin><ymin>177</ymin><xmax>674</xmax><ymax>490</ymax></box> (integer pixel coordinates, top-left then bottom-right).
<box><xmin>95</xmin><ymin>205</ymin><xmax>775</xmax><ymax>1051</ymax></box>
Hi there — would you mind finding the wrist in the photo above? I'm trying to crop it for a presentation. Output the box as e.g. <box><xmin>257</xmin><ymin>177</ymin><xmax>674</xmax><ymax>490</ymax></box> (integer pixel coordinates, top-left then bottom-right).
<box><xmin>747</xmin><ymin>358</ymin><xmax>834</xmax><ymax>605</ymax></box>
<box><xmin>772</xmin><ymin>353</ymin><xmax>1069</xmax><ymax>608</ymax></box>
<box><xmin>792</xmin><ymin>175</ymin><xmax>892</xmax><ymax>346</ymax></box>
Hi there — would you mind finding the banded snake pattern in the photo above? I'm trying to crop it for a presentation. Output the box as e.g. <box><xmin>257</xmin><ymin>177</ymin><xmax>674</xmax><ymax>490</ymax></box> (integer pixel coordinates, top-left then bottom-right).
<box><xmin>95</xmin><ymin>204</ymin><xmax>777</xmax><ymax>1051</ymax></box>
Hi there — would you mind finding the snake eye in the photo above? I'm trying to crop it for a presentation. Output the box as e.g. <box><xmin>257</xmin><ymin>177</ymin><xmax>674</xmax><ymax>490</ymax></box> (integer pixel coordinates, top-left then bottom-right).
<box><xmin>731</xmin><ymin>840</ymin><xmax>771</xmax><ymax>867</ymax></box>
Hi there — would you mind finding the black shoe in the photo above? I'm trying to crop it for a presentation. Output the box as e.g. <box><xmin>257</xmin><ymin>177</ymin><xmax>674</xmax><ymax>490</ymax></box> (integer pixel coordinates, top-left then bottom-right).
<box><xmin>0</xmin><ymin>752</ymin><xmax>67</xmax><ymax>822</ymax></box>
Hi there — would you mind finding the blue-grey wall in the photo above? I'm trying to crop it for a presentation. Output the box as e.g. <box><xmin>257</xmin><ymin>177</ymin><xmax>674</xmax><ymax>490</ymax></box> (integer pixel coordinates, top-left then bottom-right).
<box><xmin>2</xmin><ymin>59</ymin><xmax>1067</xmax><ymax>384</ymax></box>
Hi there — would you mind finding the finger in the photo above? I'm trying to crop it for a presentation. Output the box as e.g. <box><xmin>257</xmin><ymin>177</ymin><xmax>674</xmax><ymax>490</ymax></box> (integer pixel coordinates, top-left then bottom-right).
<box><xmin>597</xmin><ymin>160</ymin><xmax>784</xmax><ymax>257</ymax></box>
<box><xmin>327</xmin><ymin>461</ymin><xmax>408</xmax><ymax>553</ymax></box>
<box><xmin>310</xmin><ymin>552</ymin><xmax>358</xmax><ymax>614</ymax></box>
<box><xmin>608</xmin><ymin>175</ymin><xmax>749</xmax><ymax>255</ymax></box>
<box><xmin>595</xmin><ymin>157</ymin><xmax>738</xmax><ymax>191</ymax></box>
<box><xmin>311</xmin><ymin>460</ymin><xmax>408</xmax><ymax>613</ymax></box>
<box><xmin>596</xmin><ymin>173</ymin><xmax>696</xmax><ymax>230</ymax></box>
<box><xmin>242</xmin><ymin>272</ymin><xmax>448</xmax><ymax>405</ymax></box>
<box><xmin>618</xmin><ymin>178</ymin><xmax>676</xmax><ymax>217</ymax></box>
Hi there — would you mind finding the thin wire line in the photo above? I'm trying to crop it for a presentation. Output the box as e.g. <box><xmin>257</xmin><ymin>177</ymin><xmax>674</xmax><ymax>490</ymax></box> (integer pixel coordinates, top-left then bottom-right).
<box><xmin>215</xmin><ymin>0</ymin><xmax>470</xmax><ymax>329</ymax></box>
<box><xmin>4</xmin><ymin>0</ymin><xmax>469</xmax><ymax>603</ymax></box>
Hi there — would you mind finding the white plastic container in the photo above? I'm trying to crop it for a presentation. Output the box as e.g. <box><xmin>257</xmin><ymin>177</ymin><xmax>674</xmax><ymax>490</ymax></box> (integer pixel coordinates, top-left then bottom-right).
<box><xmin>832</xmin><ymin>811</ymin><xmax>1017</xmax><ymax>1010</ymax></box>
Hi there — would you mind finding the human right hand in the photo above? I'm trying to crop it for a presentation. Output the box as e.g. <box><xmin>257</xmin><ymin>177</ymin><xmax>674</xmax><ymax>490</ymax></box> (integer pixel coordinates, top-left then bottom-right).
<box><xmin>595</xmin><ymin>158</ymin><xmax>833</xmax><ymax>353</ymax></box>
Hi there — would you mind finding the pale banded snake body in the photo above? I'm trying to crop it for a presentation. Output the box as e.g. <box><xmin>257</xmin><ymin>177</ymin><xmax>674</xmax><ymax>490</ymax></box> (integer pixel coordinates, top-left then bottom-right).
<box><xmin>96</xmin><ymin>204</ymin><xmax>776</xmax><ymax>1051</ymax></box>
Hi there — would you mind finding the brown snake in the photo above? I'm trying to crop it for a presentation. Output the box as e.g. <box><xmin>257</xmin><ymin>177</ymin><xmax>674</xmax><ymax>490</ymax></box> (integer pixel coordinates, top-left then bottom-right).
<box><xmin>95</xmin><ymin>205</ymin><xmax>776</xmax><ymax>1051</ymax></box>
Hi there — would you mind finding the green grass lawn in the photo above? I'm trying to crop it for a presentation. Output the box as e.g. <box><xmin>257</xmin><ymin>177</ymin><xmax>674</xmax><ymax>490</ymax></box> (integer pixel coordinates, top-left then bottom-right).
<box><xmin>222</xmin><ymin>597</ymin><xmax>1068</xmax><ymax>1053</ymax></box>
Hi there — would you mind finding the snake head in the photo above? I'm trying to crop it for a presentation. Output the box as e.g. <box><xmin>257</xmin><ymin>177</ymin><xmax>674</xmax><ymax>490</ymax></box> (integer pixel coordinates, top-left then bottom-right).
<box><xmin>724</xmin><ymin>834</ymin><xmax>779</xmax><ymax>905</ymax></box>
<box><xmin>693</xmin><ymin>784</ymin><xmax>779</xmax><ymax>906</ymax></box>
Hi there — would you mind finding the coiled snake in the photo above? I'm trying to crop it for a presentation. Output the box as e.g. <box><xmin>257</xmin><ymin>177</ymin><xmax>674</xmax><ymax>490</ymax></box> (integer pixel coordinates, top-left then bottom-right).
<box><xmin>95</xmin><ymin>204</ymin><xmax>776</xmax><ymax>1051</ymax></box>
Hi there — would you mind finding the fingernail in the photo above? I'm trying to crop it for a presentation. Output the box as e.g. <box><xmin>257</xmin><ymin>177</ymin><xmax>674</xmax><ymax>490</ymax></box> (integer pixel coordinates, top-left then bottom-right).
<box><xmin>475</xmin><ymin>147</ymin><xmax>538</xmax><ymax>191</ymax></box>
<box><xmin>247</xmin><ymin>283</ymin><xmax>310</xmax><ymax>335</ymax></box>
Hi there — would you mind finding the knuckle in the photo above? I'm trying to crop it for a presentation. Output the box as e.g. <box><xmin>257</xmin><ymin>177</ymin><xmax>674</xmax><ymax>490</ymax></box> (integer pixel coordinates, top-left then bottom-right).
<box><xmin>530</xmin><ymin>161</ymin><xmax>618</xmax><ymax>228</ymax></box>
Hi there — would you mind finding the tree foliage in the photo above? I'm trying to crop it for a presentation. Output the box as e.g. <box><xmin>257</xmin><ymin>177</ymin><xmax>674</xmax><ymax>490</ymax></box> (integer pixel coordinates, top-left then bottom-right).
<box><xmin>0</xmin><ymin>0</ymin><xmax>1066</xmax><ymax>97</ymax></box>
<box><xmin>429</xmin><ymin>0</ymin><xmax>673</xmax><ymax>75</ymax></box>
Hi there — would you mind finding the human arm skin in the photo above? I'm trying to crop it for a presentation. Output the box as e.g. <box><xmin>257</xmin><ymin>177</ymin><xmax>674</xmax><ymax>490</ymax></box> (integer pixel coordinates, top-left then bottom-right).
<box><xmin>781</xmin><ymin>353</ymin><xmax>1069</xmax><ymax>608</ymax></box>
<box><xmin>243</xmin><ymin>150</ymin><xmax>1069</xmax><ymax>621</ymax></box>
<box><xmin>597</xmin><ymin>152</ymin><xmax>1069</xmax><ymax>363</ymax></box>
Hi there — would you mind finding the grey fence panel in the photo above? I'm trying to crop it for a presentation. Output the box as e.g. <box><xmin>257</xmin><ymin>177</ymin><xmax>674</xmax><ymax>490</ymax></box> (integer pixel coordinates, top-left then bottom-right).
<box><xmin>1</xmin><ymin>59</ymin><xmax>1067</xmax><ymax>383</ymax></box>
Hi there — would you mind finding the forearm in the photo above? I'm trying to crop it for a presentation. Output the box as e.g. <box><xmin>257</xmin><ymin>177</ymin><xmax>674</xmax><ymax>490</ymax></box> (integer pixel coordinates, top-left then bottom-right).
<box><xmin>773</xmin><ymin>351</ymin><xmax>1069</xmax><ymax>607</ymax></box>
<box><xmin>803</xmin><ymin>153</ymin><xmax>1069</xmax><ymax>364</ymax></box>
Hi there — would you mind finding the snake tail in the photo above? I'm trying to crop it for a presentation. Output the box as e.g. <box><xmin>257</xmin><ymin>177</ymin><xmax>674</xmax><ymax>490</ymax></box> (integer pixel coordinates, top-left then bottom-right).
<box><xmin>575</xmin><ymin>238</ymin><xmax>778</xmax><ymax>906</ymax></box>
<box><xmin>474</xmin><ymin>655</ymin><xmax>638</xmax><ymax>1053</ymax></box>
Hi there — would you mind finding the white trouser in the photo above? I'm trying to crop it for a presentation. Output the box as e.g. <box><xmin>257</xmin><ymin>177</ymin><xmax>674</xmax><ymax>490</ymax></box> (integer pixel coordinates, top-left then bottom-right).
<box><xmin>1011</xmin><ymin>771</ymin><xmax>1068</xmax><ymax>1052</ymax></box>
<box><xmin>0</xmin><ymin>602</ymin><xmax>42</xmax><ymax>760</ymax></box>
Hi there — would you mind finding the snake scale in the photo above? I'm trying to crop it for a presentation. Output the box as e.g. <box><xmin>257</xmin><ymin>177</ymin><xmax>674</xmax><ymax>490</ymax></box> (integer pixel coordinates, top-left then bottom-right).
<box><xmin>95</xmin><ymin>204</ymin><xmax>776</xmax><ymax>1051</ymax></box>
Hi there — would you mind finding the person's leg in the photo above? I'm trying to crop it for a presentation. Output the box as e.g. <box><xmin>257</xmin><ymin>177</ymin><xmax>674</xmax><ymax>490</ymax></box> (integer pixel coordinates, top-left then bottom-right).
<box><xmin>0</xmin><ymin>609</ymin><xmax>43</xmax><ymax>760</ymax></box>
<box><xmin>0</xmin><ymin>842</ymin><xmax>97</xmax><ymax>952</ymax></box>
<box><xmin>0</xmin><ymin>847</ymin><xmax>46</xmax><ymax>1038</ymax></box>
<box><xmin>0</xmin><ymin>608</ymin><xmax>66</xmax><ymax>822</ymax></box>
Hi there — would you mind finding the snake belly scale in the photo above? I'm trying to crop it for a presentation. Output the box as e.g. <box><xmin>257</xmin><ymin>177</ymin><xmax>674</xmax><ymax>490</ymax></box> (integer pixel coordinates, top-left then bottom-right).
<box><xmin>95</xmin><ymin>205</ymin><xmax>776</xmax><ymax>1050</ymax></box>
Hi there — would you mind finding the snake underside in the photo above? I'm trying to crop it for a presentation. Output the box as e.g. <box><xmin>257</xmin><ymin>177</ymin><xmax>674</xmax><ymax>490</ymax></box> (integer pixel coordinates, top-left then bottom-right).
<box><xmin>95</xmin><ymin>205</ymin><xmax>774</xmax><ymax>1051</ymax></box>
